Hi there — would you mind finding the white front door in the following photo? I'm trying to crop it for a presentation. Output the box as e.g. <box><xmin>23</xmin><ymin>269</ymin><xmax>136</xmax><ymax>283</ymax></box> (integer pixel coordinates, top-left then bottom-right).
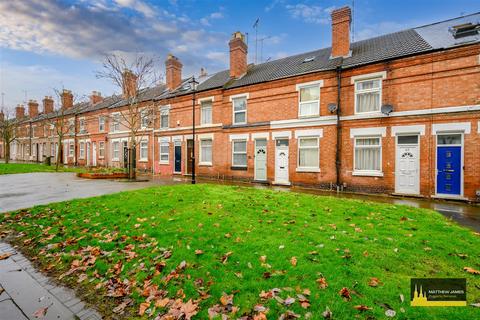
<box><xmin>254</xmin><ymin>139</ymin><xmax>267</xmax><ymax>181</ymax></box>
<box><xmin>275</xmin><ymin>139</ymin><xmax>289</xmax><ymax>185</ymax></box>
<box><xmin>92</xmin><ymin>143</ymin><xmax>97</xmax><ymax>166</ymax></box>
<box><xmin>395</xmin><ymin>135</ymin><xmax>419</xmax><ymax>195</ymax></box>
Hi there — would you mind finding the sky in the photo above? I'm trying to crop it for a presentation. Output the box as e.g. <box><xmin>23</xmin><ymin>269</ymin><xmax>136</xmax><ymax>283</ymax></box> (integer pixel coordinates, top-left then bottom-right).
<box><xmin>1</xmin><ymin>0</ymin><xmax>479</xmax><ymax>111</ymax></box>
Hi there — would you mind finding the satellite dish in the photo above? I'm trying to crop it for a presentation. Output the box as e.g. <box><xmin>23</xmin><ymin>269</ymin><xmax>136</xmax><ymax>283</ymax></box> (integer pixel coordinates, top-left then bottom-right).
<box><xmin>328</xmin><ymin>103</ymin><xmax>338</xmax><ymax>113</ymax></box>
<box><xmin>381</xmin><ymin>104</ymin><xmax>393</xmax><ymax>115</ymax></box>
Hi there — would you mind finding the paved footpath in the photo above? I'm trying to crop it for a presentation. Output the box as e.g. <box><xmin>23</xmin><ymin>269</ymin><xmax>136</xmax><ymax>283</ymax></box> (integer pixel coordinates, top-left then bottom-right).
<box><xmin>0</xmin><ymin>242</ymin><xmax>102</xmax><ymax>320</ymax></box>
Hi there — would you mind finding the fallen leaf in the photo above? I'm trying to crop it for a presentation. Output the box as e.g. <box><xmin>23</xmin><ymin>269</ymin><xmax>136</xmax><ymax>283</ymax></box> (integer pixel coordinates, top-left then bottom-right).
<box><xmin>464</xmin><ymin>267</ymin><xmax>480</xmax><ymax>275</ymax></box>
<box><xmin>0</xmin><ymin>252</ymin><xmax>14</xmax><ymax>260</ymax></box>
<box><xmin>385</xmin><ymin>309</ymin><xmax>396</xmax><ymax>317</ymax></box>
<box><xmin>316</xmin><ymin>277</ymin><xmax>328</xmax><ymax>289</ymax></box>
<box><xmin>180</xmin><ymin>299</ymin><xmax>198</xmax><ymax>320</ymax></box>
<box><xmin>194</xmin><ymin>249</ymin><xmax>203</xmax><ymax>255</ymax></box>
<box><xmin>290</xmin><ymin>256</ymin><xmax>297</xmax><ymax>267</ymax></box>
<box><xmin>354</xmin><ymin>305</ymin><xmax>372</xmax><ymax>311</ymax></box>
<box><xmin>470</xmin><ymin>302</ymin><xmax>480</xmax><ymax>307</ymax></box>
<box><xmin>138</xmin><ymin>302</ymin><xmax>150</xmax><ymax>316</ymax></box>
<box><xmin>322</xmin><ymin>306</ymin><xmax>332</xmax><ymax>319</ymax></box>
<box><xmin>339</xmin><ymin>287</ymin><xmax>351</xmax><ymax>301</ymax></box>
<box><xmin>368</xmin><ymin>277</ymin><xmax>381</xmax><ymax>287</ymax></box>
<box><xmin>33</xmin><ymin>305</ymin><xmax>50</xmax><ymax>318</ymax></box>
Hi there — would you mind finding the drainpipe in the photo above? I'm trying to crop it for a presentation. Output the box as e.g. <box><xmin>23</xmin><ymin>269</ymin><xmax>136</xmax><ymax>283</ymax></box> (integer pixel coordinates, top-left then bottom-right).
<box><xmin>335</xmin><ymin>65</ymin><xmax>342</xmax><ymax>188</ymax></box>
<box><xmin>74</xmin><ymin>112</ymin><xmax>78</xmax><ymax>166</ymax></box>
<box><xmin>29</xmin><ymin>121</ymin><xmax>32</xmax><ymax>161</ymax></box>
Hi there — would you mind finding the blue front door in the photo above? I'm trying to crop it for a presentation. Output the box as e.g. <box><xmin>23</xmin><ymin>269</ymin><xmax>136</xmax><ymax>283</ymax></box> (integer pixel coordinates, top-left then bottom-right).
<box><xmin>437</xmin><ymin>146</ymin><xmax>461</xmax><ymax>195</ymax></box>
<box><xmin>174</xmin><ymin>145</ymin><xmax>182</xmax><ymax>173</ymax></box>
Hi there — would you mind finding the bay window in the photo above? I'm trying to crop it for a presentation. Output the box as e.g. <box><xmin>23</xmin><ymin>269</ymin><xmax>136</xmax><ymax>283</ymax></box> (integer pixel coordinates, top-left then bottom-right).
<box><xmin>355</xmin><ymin>78</ymin><xmax>382</xmax><ymax>113</ymax></box>
<box><xmin>200</xmin><ymin>139</ymin><xmax>212</xmax><ymax>165</ymax></box>
<box><xmin>354</xmin><ymin>137</ymin><xmax>382</xmax><ymax>174</ymax></box>
<box><xmin>232</xmin><ymin>140</ymin><xmax>247</xmax><ymax>167</ymax></box>
<box><xmin>298</xmin><ymin>137</ymin><xmax>319</xmax><ymax>171</ymax></box>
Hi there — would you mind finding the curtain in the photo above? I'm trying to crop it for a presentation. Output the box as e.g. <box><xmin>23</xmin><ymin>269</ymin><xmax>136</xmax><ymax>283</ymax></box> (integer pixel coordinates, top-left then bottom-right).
<box><xmin>357</xmin><ymin>92</ymin><xmax>380</xmax><ymax>112</ymax></box>
<box><xmin>299</xmin><ymin>138</ymin><xmax>319</xmax><ymax>168</ymax></box>
<box><xmin>355</xmin><ymin>144</ymin><xmax>380</xmax><ymax>171</ymax></box>
<box><xmin>201</xmin><ymin>140</ymin><xmax>212</xmax><ymax>163</ymax></box>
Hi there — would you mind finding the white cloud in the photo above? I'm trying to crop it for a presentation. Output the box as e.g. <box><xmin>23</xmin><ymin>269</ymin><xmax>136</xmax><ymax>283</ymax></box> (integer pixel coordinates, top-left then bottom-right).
<box><xmin>285</xmin><ymin>3</ymin><xmax>332</xmax><ymax>24</ymax></box>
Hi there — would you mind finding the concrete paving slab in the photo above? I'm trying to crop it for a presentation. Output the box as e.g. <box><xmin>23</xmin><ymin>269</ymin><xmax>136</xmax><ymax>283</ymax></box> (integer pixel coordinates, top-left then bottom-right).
<box><xmin>0</xmin><ymin>299</ymin><xmax>28</xmax><ymax>320</ymax></box>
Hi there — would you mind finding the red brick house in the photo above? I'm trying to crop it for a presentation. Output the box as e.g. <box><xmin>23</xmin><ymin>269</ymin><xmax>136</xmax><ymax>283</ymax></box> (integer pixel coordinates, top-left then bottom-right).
<box><xmin>3</xmin><ymin>7</ymin><xmax>479</xmax><ymax>202</ymax></box>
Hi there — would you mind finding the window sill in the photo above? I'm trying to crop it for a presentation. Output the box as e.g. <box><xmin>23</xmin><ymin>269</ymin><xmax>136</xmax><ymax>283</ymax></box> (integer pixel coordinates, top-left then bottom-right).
<box><xmin>98</xmin><ymin>157</ymin><xmax>105</xmax><ymax>159</ymax></box>
<box><xmin>139</xmin><ymin>159</ymin><xmax>148</xmax><ymax>162</ymax></box>
<box><xmin>199</xmin><ymin>162</ymin><xmax>212</xmax><ymax>167</ymax></box>
<box><xmin>231</xmin><ymin>166</ymin><xmax>247</xmax><ymax>171</ymax></box>
<box><xmin>353</xmin><ymin>111</ymin><xmax>382</xmax><ymax>116</ymax></box>
<box><xmin>296</xmin><ymin>167</ymin><xmax>320</xmax><ymax>173</ymax></box>
<box><xmin>159</xmin><ymin>161</ymin><xmax>169</xmax><ymax>165</ymax></box>
<box><xmin>352</xmin><ymin>170</ymin><xmax>384</xmax><ymax>177</ymax></box>
<box><xmin>298</xmin><ymin>114</ymin><xmax>320</xmax><ymax>119</ymax></box>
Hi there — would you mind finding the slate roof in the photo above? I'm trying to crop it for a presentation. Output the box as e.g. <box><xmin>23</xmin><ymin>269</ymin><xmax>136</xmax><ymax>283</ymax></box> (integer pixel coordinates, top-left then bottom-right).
<box><xmin>175</xmin><ymin>12</ymin><xmax>479</xmax><ymax>96</ymax></box>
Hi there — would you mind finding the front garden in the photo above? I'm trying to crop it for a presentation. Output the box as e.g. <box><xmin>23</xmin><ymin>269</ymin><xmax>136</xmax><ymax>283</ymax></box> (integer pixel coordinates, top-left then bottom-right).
<box><xmin>0</xmin><ymin>184</ymin><xmax>478</xmax><ymax>319</ymax></box>
<box><xmin>0</xmin><ymin>163</ymin><xmax>84</xmax><ymax>175</ymax></box>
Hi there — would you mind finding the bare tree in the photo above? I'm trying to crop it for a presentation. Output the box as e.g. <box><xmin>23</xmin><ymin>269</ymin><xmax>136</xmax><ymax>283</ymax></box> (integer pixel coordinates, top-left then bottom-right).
<box><xmin>46</xmin><ymin>89</ymin><xmax>83</xmax><ymax>171</ymax></box>
<box><xmin>0</xmin><ymin>108</ymin><xmax>17</xmax><ymax>164</ymax></box>
<box><xmin>96</xmin><ymin>53</ymin><xmax>161</xmax><ymax>179</ymax></box>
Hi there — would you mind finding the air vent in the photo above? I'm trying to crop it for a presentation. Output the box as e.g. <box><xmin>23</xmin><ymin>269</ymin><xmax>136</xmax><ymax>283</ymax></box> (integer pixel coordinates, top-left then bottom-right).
<box><xmin>449</xmin><ymin>22</ymin><xmax>479</xmax><ymax>39</ymax></box>
<box><xmin>302</xmin><ymin>56</ymin><xmax>315</xmax><ymax>63</ymax></box>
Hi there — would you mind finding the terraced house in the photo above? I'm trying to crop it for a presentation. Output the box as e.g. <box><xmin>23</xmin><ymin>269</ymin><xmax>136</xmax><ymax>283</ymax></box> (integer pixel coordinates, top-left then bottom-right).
<box><xmin>3</xmin><ymin>7</ymin><xmax>480</xmax><ymax>201</ymax></box>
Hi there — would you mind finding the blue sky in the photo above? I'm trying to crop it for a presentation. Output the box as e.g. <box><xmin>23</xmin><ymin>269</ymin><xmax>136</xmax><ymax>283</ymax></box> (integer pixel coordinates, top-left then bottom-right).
<box><xmin>1</xmin><ymin>0</ymin><xmax>479</xmax><ymax>111</ymax></box>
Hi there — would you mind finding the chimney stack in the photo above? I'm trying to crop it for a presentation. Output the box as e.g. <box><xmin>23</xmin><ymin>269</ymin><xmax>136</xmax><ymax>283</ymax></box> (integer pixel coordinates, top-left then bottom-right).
<box><xmin>61</xmin><ymin>89</ymin><xmax>73</xmax><ymax>109</ymax></box>
<box><xmin>229</xmin><ymin>31</ymin><xmax>248</xmax><ymax>78</ymax></box>
<box><xmin>28</xmin><ymin>100</ymin><xmax>39</xmax><ymax>118</ymax></box>
<box><xmin>15</xmin><ymin>105</ymin><xmax>25</xmax><ymax>119</ymax></box>
<box><xmin>331</xmin><ymin>6</ymin><xmax>351</xmax><ymax>58</ymax></box>
<box><xmin>165</xmin><ymin>54</ymin><xmax>183</xmax><ymax>91</ymax></box>
<box><xmin>122</xmin><ymin>70</ymin><xmax>138</xmax><ymax>98</ymax></box>
<box><xmin>90</xmin><ymin>91</ymin><xmax>103</xmax><ymax>105</ymax></box>
<box><xmin>43</xmin><ymin>96</ymin><xmax>54</xmax><ymax>114</ymax></box>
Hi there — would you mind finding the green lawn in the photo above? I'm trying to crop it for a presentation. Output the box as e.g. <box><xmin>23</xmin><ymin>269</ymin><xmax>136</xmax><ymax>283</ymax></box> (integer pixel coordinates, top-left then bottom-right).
<box><xmin>0</xmin><ymin>163</ymin><xmax>84</xmax><ymax>175</ymax></box>
<box><xmin>0</xmin><ymin>184</ymin><xmax>479</xmax><ymax>319</ymax></box>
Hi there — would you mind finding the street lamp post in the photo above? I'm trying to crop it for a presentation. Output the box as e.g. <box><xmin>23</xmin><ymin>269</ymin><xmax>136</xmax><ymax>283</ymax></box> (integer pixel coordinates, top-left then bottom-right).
<box><xmin>190</xmin><ymin>76</ymin><xmax>199</xmax><ymax>184</ymax></box>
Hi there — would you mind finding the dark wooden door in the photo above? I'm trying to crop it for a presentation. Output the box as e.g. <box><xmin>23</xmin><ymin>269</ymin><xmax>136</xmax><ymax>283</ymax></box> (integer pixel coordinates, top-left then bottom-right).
<box><xmin>186</xmin><ymin>139</ymin><xmax>193</xmax><ymax>174</ymax></box>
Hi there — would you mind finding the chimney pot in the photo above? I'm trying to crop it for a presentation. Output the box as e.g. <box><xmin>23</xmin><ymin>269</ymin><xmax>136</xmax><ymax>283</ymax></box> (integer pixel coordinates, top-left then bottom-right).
<box><xmin>90</xmin><ymin>91</ymin><xmax>103</xmax><ymax>104</ymax></box>
<box><xmin>28</xmin><ymin>100</ymin><xmax>39</xmax><ymax>118</ymax></box>
<box><xmin>15</xmin><ymin>104</ymin><xmax>25</xmax><ymax>119</ymax></box>
<box><xmin>61</xmin><ymin>89</ymin><xmax>74</xmax><ymax>109</ymax></box>
<box><xmin>331</xmin><ymin>6</ymin><xmax>351</xmax><ymax>58</ymax></box>
<box><xmin>229</xmin><ymin>31</ymin><xmax>248</xmax><ymax>78</ymax></box>
<box><xmin>165</xmin><ymin>54</ymin><xmax>183</xmax><ymax>90</ymax></box>
<box><xmin>122</xmin><ymin>70</ymin><xmax>138</xmax><ymax>98</ymax></box>
<box><xmin>43</xmin><ymin>96</ymin><xmax>54</xmax><ymax>114</ymax></box>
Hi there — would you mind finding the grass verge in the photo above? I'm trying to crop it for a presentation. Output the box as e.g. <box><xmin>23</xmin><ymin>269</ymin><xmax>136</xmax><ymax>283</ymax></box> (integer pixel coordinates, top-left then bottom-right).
<box><xmin>0</xmin><ymin>163</ymin><xmax>84</xmax><ymax>175</ymax></box>
<box><xmin>0</xmin><ymin>184</ymin><xmax>479</xmax><ymax>319</ymax></box>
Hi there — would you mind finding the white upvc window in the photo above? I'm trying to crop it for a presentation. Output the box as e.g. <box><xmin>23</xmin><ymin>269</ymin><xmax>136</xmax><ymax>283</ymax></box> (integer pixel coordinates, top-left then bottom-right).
<box><xmin>232</xmin><ymin>140</ymin><xmax>247</xmax><ymax>167</ymax></box>
<box><xmin>99</xmin><ymin>141</ymin><xmax>105</xmax><ymax>158</ymax></box>
<box><xmin>200</xmin><ymin>139</ymin><xmax>212</xmax><ymax>165</ymax></box>
<box><xmin>68</xmin><ymin>119</ymin><xmax>75</xmax><ymax>134</ymax></box>
<box><xmin>232</xmin><ymin>96</ymin><xmax>247</xmax><ymax>125</ymax></box>
<box><xmin>111</xmin><ymin>113</ymin><xmax>120</xmax><ymax>132</ymax></box>
<box><xmin>297</xmin><ymin>137</ymin><xmax>319</xmax><ymax>171</ymax></box>
<box><xmin>140</xmin><ymin>109</ymin><xmax>150</xmax><ymax>129</ymax></box>
<box><xmin>140</xmin><ymin>141</ymin><xmax>148</xmax><ymax>161</ymax></box>
<box><xmin>69</xmin><ymin>142</ymin><xmax>74</xmax><ymax>157</ymax></box>
<box><xmin>79</xmin><ymin>118</ymin><xmax>86</xmax><ymax>133</ymax></box>
<box><xmin>159</xmin><ymin>142</ymin><xmax>169</xmax><ymax>164</ymax></box>
<box><xmin>354</xmin><ymin>78</ymin><xmax>382</xmax><ymax>114</ymax></box>
<box><xmin>201</xmin><ymin>100</ymin><xmax>213</xmax><ymax>125</ymax></box>
<box><xmin>354</xmin><ymin>136</ymin><xmax>382</xmax><ymax>176</ymax></box>
<box><xmin>160</xmin><ymin>108</ymin><xmax>169</xmax><ymax>129</ymax></box>
<box><xmin>112</xmin><ymin>141</ymin><xmax>119</xmax><ymax>160</ymax></box>
<box><xmin>50</xmin><ymin>143</ymin><xmax>55</xmax><ymax>157</ymax></box>
<box><xmin>99</xmin><ymin>116</ymin><xmax>105</xmax><ymax>132</ymax></box>
<box><xmin>298</xmin><ymin>83</ymin><xmax>321</xmax><ymax>117</ymax></box>
<box><xmin>79</xmin><ymin>141</ymin><xmax>85</xmax><ymax>159</ymax></box>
